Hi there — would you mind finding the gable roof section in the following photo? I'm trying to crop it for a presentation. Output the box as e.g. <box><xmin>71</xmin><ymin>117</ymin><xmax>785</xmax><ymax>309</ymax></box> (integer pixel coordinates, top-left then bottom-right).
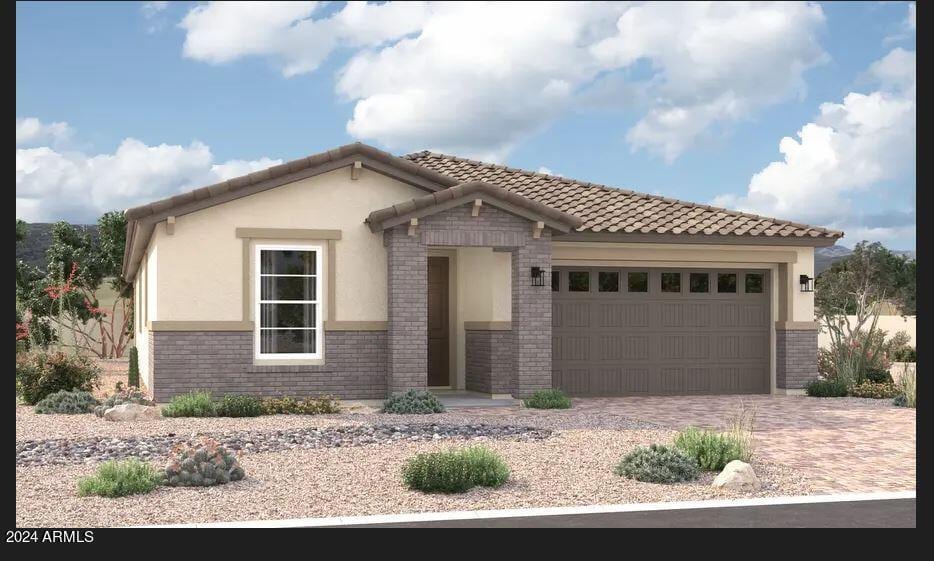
<box><xmin>122</xmin><ymin>142</ymin><xmax>457</xmax><ymax>280</ymax></box>
<box><xmin>366</xmin><ymin>181</ymin><xmax>584</xmax><ymax>233</ymax></box>
<box><xmin>403</xmin><ymin>151</ymin><xmax>843</xmax><ymax>243</ymax></box>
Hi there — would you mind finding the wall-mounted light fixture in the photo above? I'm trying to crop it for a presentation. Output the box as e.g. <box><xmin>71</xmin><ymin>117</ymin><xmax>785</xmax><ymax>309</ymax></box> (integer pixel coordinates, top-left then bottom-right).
<box><xmin>799</xmin><ymin>274</ymin><xmax>815</xmax><ymax>292</ymax></box>
<box><xmin>531</xmin><ymin>266</ymin><xmax>546</xmax><ymax>287</ymax></box>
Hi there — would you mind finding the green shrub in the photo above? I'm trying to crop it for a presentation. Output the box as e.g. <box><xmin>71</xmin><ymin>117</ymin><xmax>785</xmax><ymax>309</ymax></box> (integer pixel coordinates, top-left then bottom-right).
<box><xmin>865</xmin><ymin>367</ymin><xmax>893</xmax><ymax>384</ymax></box>
<box><xmin>402</xmin><ymin>446</ymin><xmax>509</xmax><ymax>493</ymax></box>
<box><xmin>848</xmin><ymin>381</ymin><xmax>900</xmax><ymax>399</ymax></box>
<box><xmin>128</xmin><ymin>347</ymin><xmax>140</xmax><ymax>388</ymax></box>
<box><xmin>93</xmin><ymin>387</ymin><xmax>153</xmax><ymax>417</ymax></box>
<box><xmin>261</xmin><ymin>395</ymin><xmax>341</xmax><ymax>415</ymax></box>
<box><xmin>523</xmin><ymin>389</ymin><xmax>572</xmax><ymax>409</ymax></box>
<box><xmin>892</xmin><ymin>394</ymin><xmax>908</xmax><ymax>407</ymax></box>
<box><xmin>891</xmin><ymin>346</ymin><xmax>917</xmax><ymax>363</ymax></box>
<box><xmin>164</xmin><ymin>438</ymin><xmax>244</xmax><ymax>487</ymax></box>
<box><xmin>217</xmin><ymin>394</ymin><xmax>265</xmax><ymax>417</ymax></box>
<box><xmin>382</xmin><ymin>389</ymin><xmax>445</xmax><ymax>414</ymax></box>
<box><xmin>615</xmin><ymin>444</ymin><xmax>699</xmax><ymax>484</ymax></box>
<box><xmin>161</xmin><ymin>391</ymin><xmax>216</xmax><ymax>418</ymax></box>
<box><xmin>77</xmin><ymin>459</ymin><xmax>164</xmax><ymax>498</ymax></box>
<box><xmin>805</xmin><ymin>378</ymin><xmax>849</xmax><ymax>397</ymax></box>
<box><xmin>15</xmin><ymin>351</ymin><xmax>101</xmax><ymax>405</ymax></box>
<box><xmin>34</xmin><ymin>389</ymin><xmax>99</xmax><ymax>414</ymax></box>
<box><xmin>673</xmin><ymin>427</ymin><xmax>750</xmax><ymax>471</ymax></box>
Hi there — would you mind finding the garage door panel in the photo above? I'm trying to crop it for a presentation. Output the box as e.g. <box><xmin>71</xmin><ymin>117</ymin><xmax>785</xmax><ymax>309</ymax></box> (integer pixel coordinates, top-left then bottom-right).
<box><xmin>552</xmin><ymin>267</ymin><xmax>770</xmax><ymax>396</ymax></box>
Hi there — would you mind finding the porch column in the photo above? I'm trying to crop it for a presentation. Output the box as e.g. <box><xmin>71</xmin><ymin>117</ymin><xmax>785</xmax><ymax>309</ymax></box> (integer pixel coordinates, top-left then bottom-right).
<box><xmin>775</xmin><ymin>263</ymin><xmax>819</xmax><ymax>392</ymax></box>
<box><xmin>511</xmin><ymin>231</ymin><xmax>553</xmax><ymax>398</ymax></box>
<box><xmin>385</xmin><ymin>226</ymin><xmax>428</xmax><ymax>395</ymax></box>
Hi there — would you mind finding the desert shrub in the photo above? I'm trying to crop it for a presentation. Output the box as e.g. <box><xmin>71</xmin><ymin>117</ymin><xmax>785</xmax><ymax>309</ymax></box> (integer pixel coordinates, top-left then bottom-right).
<box><xmin>893</xmin><ymin>364</ymin><xmax>916</xmax><ymax>408</ymax></box>
<box><xmin>848</xmin><ymin>381</ymin><xmax>900</xmax><ymax>399</ymax></box>
<box><xmin>805</xmin><ymin>378</ymin><xmax>849</xmax><ymax>397</ymax></box>
<box><xmin>34</xmin><ymin>389</ymin><xmax>99</xmax><ymax>414</ymax></box>
<box><xmin>523</xmin><ymin>388</ymin><xmax>572</xmax><ymax>409</ymax></box>
<box><xmin>382</xmin><ymin>389</ymin><xmax>445</xmax><ymax>414</ymax></box>
<box><xmin>820</xmin><ymin>328</ymin><xmax>911</xmax><ymax>385</ymax></box>
<box><xmin>93</xmin><ymin>386</ymin><xmax>153</xmax><ymax>417</ymax></box>
<box><xmin>161</xmin><ymin>391</ymin><xmax>216</xmax><ymax>418</ymax></box>
<box><xmin>673</xmin><ymin>427</ymin><xmax>749</xmax><ymax>471</ymax></box>
<box><xmin>891</xmin><ymin>346</ymin><xmax>917</xmax><ymax>363</ymax></box>
<box><xmin>77</xmin><ymin>459</ymin><xmax>164</xmax><ymax>498</ymax></box>
<box><xmin>128</xmin><ymin>346</ymin><xmax>140</xmax><ymax>388</ymax></box>
<box><xmin>164</xmin><ymin>438</ymin><xmax>244</xmax><ymax>487</ymax></box>
<box><xmin>261</xmin><ymin>395</ymin><xmax>341</xmax><ymax>415</ymax></box>
<box><xmin>615</xmin><ymin>444</ymin><xmax>699</xmax><ymax>484</ymax></box>
<box><xmin>217</xmin><ymin>394</ymin><xmax>264</xmax><ymax>417</ymax></box>
<box><xmin>402</xmin><ymin>446</ymin><xmax>509</xmax><ymax>493</ymax></box>
<box><xmin>15</xmin><ymin>351</ymin><xmax>101</xmax><ymax>405</ymax></box>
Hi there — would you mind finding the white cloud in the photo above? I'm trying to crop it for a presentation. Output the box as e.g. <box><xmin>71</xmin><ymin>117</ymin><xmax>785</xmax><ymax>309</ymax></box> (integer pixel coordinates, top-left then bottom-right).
<box><xmin>142</xmin><ymin>1</ymin><xmax>168</xmax><ymax>18</ymax></box>
<box><xmin>16</xmin><ymin>117</ymin><xmax>73</xmax><ymax>147</ymax></box>
<box><xmin>180</xmin><ymin>1</ymin><xmax>431</xmax><ymax>77</ymax></box>
<box><xmin>177</xmin><ymin>1</ymin><xmax>828</xmax><ymax>162</ymax></box>
<box><xmin>713</xmin><ymin>47</ymin><xmax>916</xmax><ymax>243</ymax></box>
<box><xmin>15</xmin><ymin>120</ymin><xmax>281</xmax><ymax>223</ymax></box>
<box><xmin>908</xmin><ymin>2</ymin><xmax>916</xmax><ymax>31</ymax></box>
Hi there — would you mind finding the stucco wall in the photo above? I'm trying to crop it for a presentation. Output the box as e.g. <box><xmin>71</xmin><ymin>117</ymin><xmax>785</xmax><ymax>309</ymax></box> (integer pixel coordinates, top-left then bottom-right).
<box><xmin>134</xmin><ymin>246</ymin><xmax>155</xmax><ymax>390</ymax></box>
<box><xmin>150</xmin><ymin>167</ymin><xmax>427</xmax><ymax>323</ymax></box>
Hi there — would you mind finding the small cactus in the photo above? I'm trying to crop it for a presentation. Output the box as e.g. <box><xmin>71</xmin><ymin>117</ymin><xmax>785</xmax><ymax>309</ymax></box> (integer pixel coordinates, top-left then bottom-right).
<box><xmin>128</xmin><ymin>347</ymin><xmax>140</xmax><ymax>388</ymax></box>
<box><xmin>164</xmin><ymin>437</ymin><xmax>244</xmax><ymax>487</ymax></box>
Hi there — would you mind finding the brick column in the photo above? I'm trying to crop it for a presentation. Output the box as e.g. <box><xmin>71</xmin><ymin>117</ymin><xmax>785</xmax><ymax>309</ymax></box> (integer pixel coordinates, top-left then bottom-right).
<box><xmin>511</xmin><ymin>232</ymin><xmax>553</xmax><ymax>398</ymax></box>
<box><xmin>776</xmin><ymin>326</ymin><xmax>819</xmax><ymax>390</ymax></box>
<box><xmin>385</xmin><ymin>226</ymin><xmax>428</xmax><ymax>394</ymax></box>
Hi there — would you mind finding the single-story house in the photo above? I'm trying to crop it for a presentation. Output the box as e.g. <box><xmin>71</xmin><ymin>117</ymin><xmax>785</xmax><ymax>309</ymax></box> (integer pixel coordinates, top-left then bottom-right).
<box><xmin>121</xmin><ymin>142</ymin><xmax>842</xmax><ymax>402</ymax></box>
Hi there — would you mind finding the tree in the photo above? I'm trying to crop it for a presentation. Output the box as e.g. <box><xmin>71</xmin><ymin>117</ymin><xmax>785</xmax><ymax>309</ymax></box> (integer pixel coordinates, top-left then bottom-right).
<box><xmin>16</xmin><ymin>211</ymin><xmax>134</xmax><ymax>358</ymax></box>
<box><xmin>815</xmin><ymin>241</ymin><xmax>916</xmax><ymax>386</ymax></box>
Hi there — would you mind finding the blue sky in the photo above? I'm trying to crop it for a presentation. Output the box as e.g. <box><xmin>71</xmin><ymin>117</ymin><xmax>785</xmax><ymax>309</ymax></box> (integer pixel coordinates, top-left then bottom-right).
<box><xmin>16</xmin><ymin>1</ymin><xmax>916</xmax><ymax>249</ymax></box>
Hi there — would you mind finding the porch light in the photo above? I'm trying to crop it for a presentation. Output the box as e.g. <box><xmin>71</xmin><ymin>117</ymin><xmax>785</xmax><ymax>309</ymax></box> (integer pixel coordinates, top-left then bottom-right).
<box><xmin>531</xmin><ymin>266</ymin><xmax>546</xmax><ymax>287</ymax></box>
<box><xmin>799</xmin><ymin>274</ymin><xmax>815</xmax><ymax>292</ymax></box>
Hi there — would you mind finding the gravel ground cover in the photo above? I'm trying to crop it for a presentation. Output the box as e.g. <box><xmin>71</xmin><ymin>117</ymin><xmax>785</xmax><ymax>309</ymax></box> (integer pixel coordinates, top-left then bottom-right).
<box><xmin>17</xmin><ymin>423</ymin><xmax>553</xmax><ymax>467</ymax></box>
<box><xmin>15</xmin><ymin>429</ymin><xmax>811</xmax><ymax>528</ymax></box>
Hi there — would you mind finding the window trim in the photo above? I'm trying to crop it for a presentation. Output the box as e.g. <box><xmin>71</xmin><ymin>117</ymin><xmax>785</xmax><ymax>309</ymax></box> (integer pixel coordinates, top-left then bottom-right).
<box><xmin>253</xmin><ymin>243</ymin><xmax>323</xmax><ymax>361</ymax></box>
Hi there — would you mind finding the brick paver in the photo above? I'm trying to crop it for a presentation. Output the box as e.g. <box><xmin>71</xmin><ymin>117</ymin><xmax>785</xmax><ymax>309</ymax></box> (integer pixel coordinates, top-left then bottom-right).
<box><xmin>460</xmin><ymin>396</ymin><xmax>916</xmax><ymax>494</ymax></box>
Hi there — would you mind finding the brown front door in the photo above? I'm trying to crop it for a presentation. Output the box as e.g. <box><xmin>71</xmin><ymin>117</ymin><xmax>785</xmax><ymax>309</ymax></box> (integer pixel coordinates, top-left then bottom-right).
<box><xmin>427</xmin><ymin>256</ymin><xmax>450</xmax><ymax>386</ymax></box>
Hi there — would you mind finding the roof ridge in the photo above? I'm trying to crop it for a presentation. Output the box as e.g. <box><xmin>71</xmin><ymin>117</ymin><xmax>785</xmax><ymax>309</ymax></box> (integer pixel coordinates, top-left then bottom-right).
<box><xmin>403</xmin><ymin>150</ymin><xmax>843</xmax><ymax>236</ymax></box>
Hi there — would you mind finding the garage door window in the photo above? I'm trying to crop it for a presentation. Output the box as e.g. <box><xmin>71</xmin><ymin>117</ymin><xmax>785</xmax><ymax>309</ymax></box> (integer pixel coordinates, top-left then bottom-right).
<box><xmin>599</xmin><ymin>271</ymin><xmax>620</xmax><ymax>292</ymax></box>
<box><xmin>661</xmin><ymin>272</ymin><xmax>681</xmax><ymax>293</ymax></box>
<box><xmin>718</xmin><ymin>273</ymin><xmax>737</xmax><ymax>293</ymax></box>
<box><xmin>689</xmin><ymin>272</ymin><xmax>709</xmax><ymax>293</ymax></box>
<box><xmin>551</xmin><ymin>271</ymin><xmax>560</xmax><ymax>292</ymax></box>
<box><xmin>745</xmin><ymin>273</ymin><xmax>764</xmax><ymax>294</ymax></box>
<box><xmin>569</xmin><ymin>271</ymin><xmax>590</xmax><ymax>292</ymax></box>
<box><xmin>627</xmin><ymin>272</ymin><xmax>648</xmax><ymax>293</ymax></box>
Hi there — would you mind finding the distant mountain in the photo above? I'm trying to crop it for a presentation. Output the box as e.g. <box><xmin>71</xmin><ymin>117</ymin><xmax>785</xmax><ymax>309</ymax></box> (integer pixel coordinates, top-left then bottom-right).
<box><xmin>15</xmin><ymin>222</ymin><xmax>99</xmax><ymax>272</ymax></box>
<box><xmin>815</xmin><ymin>244</ymin><xmax>916</xmax><ymax>274</ymax></box>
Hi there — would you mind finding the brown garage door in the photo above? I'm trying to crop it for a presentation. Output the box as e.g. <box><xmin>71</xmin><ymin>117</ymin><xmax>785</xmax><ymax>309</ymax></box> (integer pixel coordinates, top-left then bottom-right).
<box><xmin>552</xmin><ymin>267</ymin><xmax>770</xmax><ymax>396</ymax></box>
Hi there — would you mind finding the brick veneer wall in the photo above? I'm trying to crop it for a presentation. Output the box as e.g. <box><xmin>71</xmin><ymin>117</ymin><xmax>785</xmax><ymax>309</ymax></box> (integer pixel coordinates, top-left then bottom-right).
<box><xmin>385</xmin><ymin>228</ymin><xmax>428</xmax><ymax>394</ymax></box>
<box><xmin>150</xmin><ymin>330</ymin><xmax>387</xmax><ymax>402</ymax></box>
<box><xmin>465</xmin><ymin>329</ymin><xmax>515</xmax><ymax>394</ymax></box>
<box><xmin>776</xmin><ymin>328</ymin><xmax>819</xmax><ymax>389</ymax></box>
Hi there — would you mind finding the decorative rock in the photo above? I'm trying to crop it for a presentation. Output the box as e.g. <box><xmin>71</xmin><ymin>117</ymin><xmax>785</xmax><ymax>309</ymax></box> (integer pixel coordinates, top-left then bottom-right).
<box><xmin>712</xmin><ymin>460</ymin><xmax>761</xmax><ymax>492</ymax></box>
<box><xmin>103</xmin><ymin>404</ymin><xmax>161</xmax><ymax>422</ymax></box>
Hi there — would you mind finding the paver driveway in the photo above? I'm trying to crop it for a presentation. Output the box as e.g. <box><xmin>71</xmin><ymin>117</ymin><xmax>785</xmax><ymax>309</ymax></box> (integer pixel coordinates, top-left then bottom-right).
<box><xmin>460</xmin><ymin>396</ymin><xmax>916</xmax><ymax>494</ymax></box>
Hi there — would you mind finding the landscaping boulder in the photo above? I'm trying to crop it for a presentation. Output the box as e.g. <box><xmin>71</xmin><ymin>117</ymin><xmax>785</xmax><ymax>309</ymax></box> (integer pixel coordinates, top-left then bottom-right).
<box><xmin>712</xmin><ymin>460</ymin><xmax>761</xmax><ymax>492</ymax></box>
<box><xmin>103</xmin><ymin>403</ymin><xmax>161</xmax><ymax>422</ymax></box>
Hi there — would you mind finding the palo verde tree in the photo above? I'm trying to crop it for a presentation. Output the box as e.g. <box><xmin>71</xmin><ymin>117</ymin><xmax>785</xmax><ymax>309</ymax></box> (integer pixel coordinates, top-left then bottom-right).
<box><xmin>16</xmin><ymin>211</ymin><xmax>134</xmax><ymax>358</ymax></box>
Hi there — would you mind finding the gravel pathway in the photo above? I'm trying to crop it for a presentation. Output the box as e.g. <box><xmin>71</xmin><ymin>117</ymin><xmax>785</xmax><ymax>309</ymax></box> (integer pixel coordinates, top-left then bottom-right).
<box><xmin>15</xmin><ymin>429</ymin><xmax>813</xmax><ymax>528</ymax></box>
<box><xmin>17</xmin><ymin>423</ymin><xmax>553</xmax><ymax>467</ymax></box>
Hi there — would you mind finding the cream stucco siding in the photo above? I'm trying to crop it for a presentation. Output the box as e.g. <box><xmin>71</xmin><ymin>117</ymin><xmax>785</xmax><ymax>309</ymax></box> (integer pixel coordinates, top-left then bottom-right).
<box><xmin>134</xmin><ymin>247</ymin><xmax>155</xmax><ymax>391</ymax></box>
<box><xmin>149</xmin><ymin>167</ymin><xmax>427</xmax><ymax>323</ymax></box>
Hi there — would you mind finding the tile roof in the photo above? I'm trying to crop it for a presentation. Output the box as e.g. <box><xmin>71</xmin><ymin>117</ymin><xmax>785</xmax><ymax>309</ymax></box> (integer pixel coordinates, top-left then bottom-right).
<box><xmin>403</xmin><ymin>151</ymin><xmax>843</xmax><ymax>241</ymax></box>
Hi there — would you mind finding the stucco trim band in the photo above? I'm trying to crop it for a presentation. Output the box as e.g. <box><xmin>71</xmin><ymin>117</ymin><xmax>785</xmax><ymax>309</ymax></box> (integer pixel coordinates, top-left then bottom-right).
<box><xmin>149</xmin><ymin>321</ymin><xmax>253</xmax><ymax>331</ymax></box>
<box><xmin>775</xmin><ymin>321</ymin><xmax>820</xmax><ymax>331</ymax></box>
<box><xmin>464</xmin><ymin>321</ymin><xmax>512</xmax><ymax>331</ymax></box>
<box><xmin>235</xmin><ymin>228</ymin><xmax>342</xmax><ymax>240</ymax></box>
<box><xmin>324</xmin><ymin>321</ymin><xmax>388</xmax><ymax>331</ymax></box>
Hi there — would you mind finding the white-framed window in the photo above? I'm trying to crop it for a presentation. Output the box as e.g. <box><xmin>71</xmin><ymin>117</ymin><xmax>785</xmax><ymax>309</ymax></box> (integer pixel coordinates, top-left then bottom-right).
<box><xmin>254</xmin><ymin>244</ymin><xmax>323</xmax><ymax>360</ymax></box>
